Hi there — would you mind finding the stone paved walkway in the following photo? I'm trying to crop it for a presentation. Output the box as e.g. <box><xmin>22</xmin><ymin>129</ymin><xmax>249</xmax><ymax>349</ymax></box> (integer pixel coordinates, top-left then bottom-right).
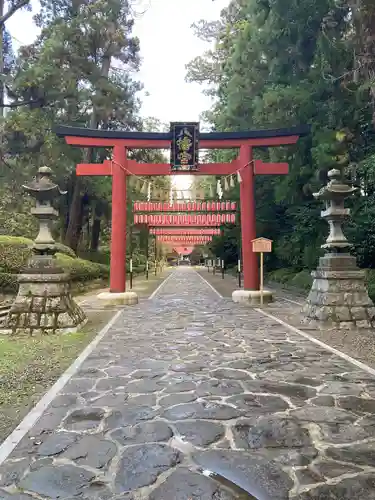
<box><xmin>1</xmin><ymin>269</ymin><xmax>375</xmax><ymax>499</ymax></box>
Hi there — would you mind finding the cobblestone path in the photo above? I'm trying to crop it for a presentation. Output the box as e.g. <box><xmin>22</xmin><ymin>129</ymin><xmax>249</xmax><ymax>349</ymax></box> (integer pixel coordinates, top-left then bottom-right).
<box><xmin>2</xmin><ymin>269</ymin><xmax>375</xmax><ymax>499</ymax></box>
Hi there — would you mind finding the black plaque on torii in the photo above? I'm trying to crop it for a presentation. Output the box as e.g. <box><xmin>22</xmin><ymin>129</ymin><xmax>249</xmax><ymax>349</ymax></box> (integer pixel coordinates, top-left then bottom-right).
<box><xmin>170</xmin><ymin>122</ymin><xmax>199</xmax><ymax>172</ymax></box>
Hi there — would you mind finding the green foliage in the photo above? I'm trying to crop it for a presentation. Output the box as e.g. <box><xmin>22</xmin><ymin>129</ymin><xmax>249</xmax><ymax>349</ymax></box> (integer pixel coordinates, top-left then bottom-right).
<box><xmin>209</xmin><ymin>225</ymin><xmax>240</xmax><ymax>266</ymax></box>
<box><xmin>267</xmin><ymin>268</ymin><xmax>313</xmax><ymax>291</ymax></box>
<box><xmin>268</xmin><ymin>268</ymin><xmax>375</xmax><ymax>303</ymax></box>
<box><xmin>55</xmin><ymin>253</ymin><xmax>109</xmax><ymax>282</ymax></box>
<box><xmin>366</xmin><ymin>270</ymin><xmax>375</xmax><ymax>304</ymax></box>
<box><xmin>0</xmin><ymin>236</ymin><xmax>107</xmax><ymax>293</ymax></box>
<box><xmin>0</xmin><ymin>0</ymin><xmax>170</xmax><ymax>256</ymax></box>
<box><xmin>78</xmin><ymin>250</ymin><xmax>111</xmax><ymax>266</ymax></box>
<box><xmin>267</xmin><ymin>269</ymin><xmax>297</xmax><ymax>285</ymax></box>
<box><xmin>290</xmin><ymin>271</ymin><xmax>314</xmax><ymax>291</ymax></box>
<box><xmin>0</xmin><ymin>273</ymin><xmax>18</xmax><ymax>293</ymax></box>
<box><xmin>189</xmin><ymin>0</ymin><xmax>375</xmax><ymax>272</ymax></box>
<box><xmin>0</xmin><ymin>237</ymin><xmax>30</xmax><ymax>273</ymax></box>
<box><xmin>0</xmin><ymin>235</ymin><xmax>75</xmax><ymax>273</ymax></box>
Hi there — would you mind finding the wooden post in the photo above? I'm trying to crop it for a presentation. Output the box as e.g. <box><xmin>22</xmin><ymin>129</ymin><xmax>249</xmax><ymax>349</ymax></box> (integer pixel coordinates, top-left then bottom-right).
<box><xmin>154</xmin><ymin>237</ymin><xmax>157</xmax><ymax>275</ymax></box>
<box><xmin>260</xmin><ymin>252</ymin><xmax>264</xmax><ymax>306</ymax></box>
<box><xmin>145</xmin><ymin>227</ymin><xmax>149</xmax><ymax>279</ymax></box>
<box><xmin>110</xmin><ymin>145</ymin><xmax>127</xmax><ymax>293</ymax></box>
<box><xmin>251</xmin><ymin>238</ymin><xmax>273</xmax><ymax>306</ymax></box>
<box><xmin>129</xmin><ymin>258</ymin><xmax>133</xmax><ymax>289</ymax></box>
<box><xmin>238</xmin><ymin>258</ymin><xmax>241</xmax><ymax>288</ymax></box>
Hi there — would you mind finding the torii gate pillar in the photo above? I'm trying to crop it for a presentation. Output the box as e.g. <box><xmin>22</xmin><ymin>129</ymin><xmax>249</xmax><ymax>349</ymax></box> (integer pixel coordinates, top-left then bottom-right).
<box><xmin>239</xmin><ymin>145</ymin><xmax>258</xmax><ymax>290</ymax></box>
<box><xmin>97</xmin><ymin>145</ymin><xmax>138</xmax><ymax>305</ymax></box>
<box><xmin>110</xmin><ymin>145</ymin><xmax>127</xmax><ymax>293</ymax></box>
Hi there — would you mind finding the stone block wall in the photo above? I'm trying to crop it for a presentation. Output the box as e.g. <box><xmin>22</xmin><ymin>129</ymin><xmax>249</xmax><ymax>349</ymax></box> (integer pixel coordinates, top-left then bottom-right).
<box><xmin>6</xmin><ymin>273</ymin><xmax>86</xmax><ymax>335</ymax></box>
<box><xmin>303</xmin><ymin>262</ymin><xmax>375</xmax><ymax>329</ymax></box>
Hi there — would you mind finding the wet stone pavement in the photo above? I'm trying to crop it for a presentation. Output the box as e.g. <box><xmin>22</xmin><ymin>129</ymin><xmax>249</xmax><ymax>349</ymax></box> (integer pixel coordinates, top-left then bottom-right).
<box><xmin>2</xmin><ymin>269</ymin><xmax>375</xmax><ymax>499</ymax></box>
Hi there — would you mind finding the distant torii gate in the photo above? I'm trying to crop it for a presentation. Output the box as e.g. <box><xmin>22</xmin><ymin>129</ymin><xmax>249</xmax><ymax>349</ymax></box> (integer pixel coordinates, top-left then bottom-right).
<box><xmin>55</xmin><ymin>125</ymin><xmax>309</xmax><ymax>295</ymax></box>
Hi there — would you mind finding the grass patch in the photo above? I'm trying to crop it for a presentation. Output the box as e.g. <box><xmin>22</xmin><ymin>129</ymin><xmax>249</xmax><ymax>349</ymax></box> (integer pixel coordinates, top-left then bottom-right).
<box><xmin>0</xmin><ymin>311</ymin><xmax>112</xmax><ymax>444</ymax></box>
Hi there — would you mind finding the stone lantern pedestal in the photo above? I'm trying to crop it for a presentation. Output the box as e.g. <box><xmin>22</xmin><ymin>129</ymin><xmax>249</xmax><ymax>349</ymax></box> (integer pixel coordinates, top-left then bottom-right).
<box><xmin>303</xmin><ymin>169</ymin><xmax>375</xmax><ymax>329</ymax></box>
<box><xmin>5</xmin><ymin>167</ymin><xmax>86</xmax><ymax>335</ymax></box>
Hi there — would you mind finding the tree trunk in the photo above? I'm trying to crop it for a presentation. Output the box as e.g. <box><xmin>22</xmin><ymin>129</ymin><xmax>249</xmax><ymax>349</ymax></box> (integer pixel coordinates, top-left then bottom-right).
<box><xmin>64</xmin><ymin>178</ymin><xmax>83</xmax><ymax>251</ymax></box>
<box><xmin>90</xmin><ymin>217</ymin><xmax>101</xmax><ymax>251</ymax></box>
<box><xmin>64</xmin><ymin>39</ymin><xmax>114</xmax><ymax>250</ymax></box>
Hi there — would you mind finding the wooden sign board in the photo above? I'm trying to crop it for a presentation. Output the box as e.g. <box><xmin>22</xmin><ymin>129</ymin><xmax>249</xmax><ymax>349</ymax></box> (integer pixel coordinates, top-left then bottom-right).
<box><xmin>252</xmin><ymin>237</ymin><xmax>272</xmax><ymax>253</ymax></box>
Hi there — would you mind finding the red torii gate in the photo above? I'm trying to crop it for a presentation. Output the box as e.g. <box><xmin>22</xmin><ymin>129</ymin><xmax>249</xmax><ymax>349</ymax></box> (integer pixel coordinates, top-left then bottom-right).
<box><xmin>55</xmin><ymin>125</ymin><xmax>309</xmax><ymax>295</ymax></box>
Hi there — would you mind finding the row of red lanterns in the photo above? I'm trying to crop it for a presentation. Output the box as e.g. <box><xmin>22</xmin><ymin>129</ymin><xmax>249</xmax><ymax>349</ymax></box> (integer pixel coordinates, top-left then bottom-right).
<box><xmin>150</xmin><ymin>228</ymin><xmax>221</xmax><ymax>236</ymax></box>
<box><xmin>157</xmin><ymin>236</ymin><xmax>213</xmax><ymax>243</ymax></box>
<box><xmin>133</xmin><ymin>201</ymin><xmax>236</xmax><ymax>212</ymax></box>
<box><xmin>134</xmin><ymin>214</ymin><xmax>236</xmax><ymax>226</ymax></box>
<box><xmin>162</xmin><ymin>242</ymin><xmax>209</xmax><ymax>246</ymax></box>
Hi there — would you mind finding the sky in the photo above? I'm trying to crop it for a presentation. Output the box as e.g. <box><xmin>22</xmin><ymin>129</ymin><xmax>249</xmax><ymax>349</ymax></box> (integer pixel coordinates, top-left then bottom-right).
<box><xmin>6</xmin><ymin>0</ymin><xmax>229</xmax><ymax>192</ymax></box>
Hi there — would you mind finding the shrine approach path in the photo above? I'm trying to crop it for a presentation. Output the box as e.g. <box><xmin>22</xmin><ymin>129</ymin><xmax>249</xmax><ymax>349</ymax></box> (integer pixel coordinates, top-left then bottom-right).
<box><xmin>1</xmin><ymin>268</ymin><xmax>375</xmax><ymax>499</ymax></box>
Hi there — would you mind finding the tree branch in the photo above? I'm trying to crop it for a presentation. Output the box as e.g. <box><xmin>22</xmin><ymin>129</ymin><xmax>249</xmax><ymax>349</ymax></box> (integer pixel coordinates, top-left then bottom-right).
<box><xmin>0</xmin><ymin>98</ymin><xmax>42</xmax><ymax>108</ymax></box>
<box><xmin>0</xmin><ymin>0</ymin><xmax>30</xmax><ymax>27</ymax></box>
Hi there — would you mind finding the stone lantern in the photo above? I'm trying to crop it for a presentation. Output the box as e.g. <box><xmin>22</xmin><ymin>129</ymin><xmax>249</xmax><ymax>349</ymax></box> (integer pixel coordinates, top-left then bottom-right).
<box><xmin>303</xmin><ymin>168</ymin><xmax>375</xmax><ymax>328</ymax></box>
<box><xmin>5</xmin><ymin>166</ymin><xmax>86</xmax><ymax>335</ymax></box>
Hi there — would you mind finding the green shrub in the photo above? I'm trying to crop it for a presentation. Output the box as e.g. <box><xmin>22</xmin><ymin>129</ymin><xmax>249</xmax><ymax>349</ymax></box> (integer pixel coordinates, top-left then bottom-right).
<box><xmin>0</xmin><ymin>236</ymin><xmax>76</xmax><ymax>273</ymax></box>
<box><xmin>290</xmin><ymin>270</ymin><xmax>312</xmax><ymax>290</ymax></box>
<box><xmin>78</xmin><ymin>250</ymin><xmax>110</xmax><ymax>266</ymax></box>
<box><xmin>54</xmin><ymin>243</ymin><xmax>76</xmax><ymax>258</ymax></box>
<box><xmin>56</xmin><ymin>253</ymin><xmax>109</xmax><ymax>282</ymax></box>
<box><xmin>0</xmin><ymin>236</ymin><xmax>109</xmax><ymax>293</ymax></box>
<box><xmin>132</xmin><ymin>254</ymin><xmax>146</xmax><ymax>266</ymax></box>
<box><xmin>0</xmin><ymin>256</ymin><xmax>110</xmax><ymax>294</ymax></box>
<box><xmin>267</xmin><ymin>268</ymin><xmax>312</xmax><ymax>291</ymax></box>
<box><xmin>132</xmin><ymin>265</ymin><xmax>146</xmax><ymax>275</ymax></box>
<box><xmin>0</xmin><ymin>236</ymin><xmax>31</xmax><ymax>273</ymax></box>
<box><xmin>268</xmin><ymin>268</ymin><xmax>297</xmax><ymax>284</ymax></box>
<box><xmin>0</xmin><ymin>273</ymin><xmax>18</xmax><ymax>293</ymax></box>
<box><xmin>365</xmin><ymin>270</ymin><xmax>375</xmax><ymax>303</ymax></box>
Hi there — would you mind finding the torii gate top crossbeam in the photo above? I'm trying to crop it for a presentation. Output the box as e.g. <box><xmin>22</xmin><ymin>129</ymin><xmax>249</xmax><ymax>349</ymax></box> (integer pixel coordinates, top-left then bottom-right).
<box><xmin>55</xmin><ymin>125</ymin><xmax>310</xmax><ymax>149</ymax></box>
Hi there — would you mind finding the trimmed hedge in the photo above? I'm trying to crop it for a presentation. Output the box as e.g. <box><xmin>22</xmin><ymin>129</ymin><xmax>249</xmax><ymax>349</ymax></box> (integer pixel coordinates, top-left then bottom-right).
<box><xmin>79</xmin><ymin>250</ymin><xmax>148</xmax><ymax>270</ymax></box>
<box><xmin>55</xmin><ymin>253</ymin><xmax>109</xmax><ymax>282</ymax></box>
<box><xmin>0</xmin><ymin>235</ymin><xmax>76</xmax><ymax>273</ymax></box>
<box><xmin>0</xmin><ymin>236</ymin><xmax>109</xmax><ymax>294</ymax></box>
<box><xmin>78</xmin><ymin>249</ymin><xmax>110</xmax><ymax>266</ymax></box>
